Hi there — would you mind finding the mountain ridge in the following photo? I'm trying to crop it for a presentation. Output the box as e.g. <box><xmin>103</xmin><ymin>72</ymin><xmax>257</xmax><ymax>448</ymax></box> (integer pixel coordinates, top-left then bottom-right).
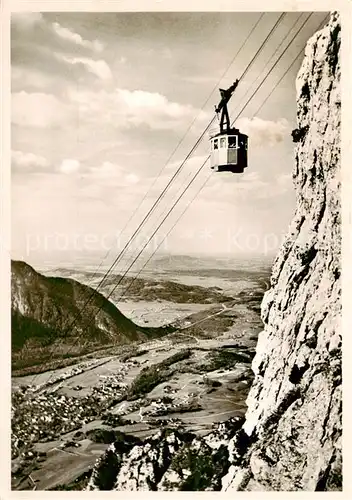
<box><xmin>11</xmin><ymin>259</ymin><xmax>172</xmax><ymax>371</ymax></box>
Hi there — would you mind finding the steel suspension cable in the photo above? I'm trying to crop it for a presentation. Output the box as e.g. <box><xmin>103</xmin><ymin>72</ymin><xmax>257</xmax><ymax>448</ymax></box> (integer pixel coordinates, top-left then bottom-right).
<box><xmin>253</xmin><ymin>14</ymin><xmax>330</xmax><ymax>116</ymax></box>
<box><xmin>102</xmin><ymin>13</ymin><xmax>287</xmax><ymax>293</ymax></box>
<box><xmin>239</xmin><ymin>12</ymin><xmax>286</xmax><ymax>81</ymax></box>
<box><xmin>30</xmin><ymin>13</ymin><xmax>279</xmax><ymax>387</ymax></box>
<box><xmin>80</xmin><ymin>14</ymin><xmax>266</xmax><ymax>290</ymax></box>
<box><xmin>233</xmin><ymin>12</ymin><xmax>306</xmax><ymax>111</ymax></box>
<box><xmin>231</xmin><ymin>13</ymin><xmax>313</xmax><ymax>122</ymax></box>
<box><xmin>32</xmin><ymin>12</ymin><xmax>298</xmax><ymax>388</ymax></box>
<box><xmin>81</xmin><ymin>13</ymin><xmax>311</xmax><ymax>310</ymax></box>
<box><xmin>111</xmin><ymin>13</ymin><xmax>320</xmax><ymax>305</ymax></box>
<box><xmin>73</xmin><ymin>13</ymin><xmax>267</xmax><ymax>293</ymax></box>
<box><xmin>112</xmin><ymin>169</ymin><xmax>213</xmax><ymax>302</ymax></box>
<box><xmin>104</xmin><ymin>158</ymin><xmax>211</xmax><ymax>303</ymax></box>
<box><xmin>117</xmin><ymin>15</ymin><xmax>305</xmax><ymax>287</ymax></box>
<box><xmin>50</xmin><ymin>13</ymin><xmax>270</xmax><ymax>321</ymax></box>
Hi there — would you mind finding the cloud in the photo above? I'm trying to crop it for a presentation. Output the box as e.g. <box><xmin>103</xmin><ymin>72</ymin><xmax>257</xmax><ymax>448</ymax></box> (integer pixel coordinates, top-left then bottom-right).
<box><xmin>12</xmin><ymin>150</ymin><xmax>50</xmax><ymax>173</ymax></box>
<box><xmin>59</xmin><ymin>159</ymin><xmax>81</xmax><ymax>174</ymax></box>
<box><xmin>52</xmin><ymin>22</ymin><xmax>104</xmax><ymax>53</ymax></box>
<box><xmin>277</xmin><ymin>173</ymin><xmax>292</xmax><ymax>188</ymax></box>
<box><xmin>88</xmin><ymin>161</ymin><xmax>116</xmax><ymax>178</ymax></box>
<box><xmin>56</xmin><ymin>159</ymin><xmax>141</xmax><ymax>192</ymax></box>
<box><xmin>12</xmin><ymin>16</ymin><xmax>107</xmax><ymax>90</ymax></box>
<box><xmin>197</xmin><ymin>167</ymin><xmax>294</xmax><ymax>210</ymax></box>
<box><xmin>117</xmin><ymin>88</ymin><xmax>195</xmax><ymax>120</ymax></box>
<box><xmin>236</xmin><ymin>117</ymin><xmax>290</xmax><ymax>147</ymax></box>
<box><xmin>162</xmin><ymin>48</ymin><xmax>173</xmax><ymax>59</ymax></box>
<box><xmin>12</xmin><ymin>91</ymin><xmax>71</xmax><ymax>128</ymax></box>
<box><xmin>56</xmin><ymin>54</ymin><xmax>112</xmax><ymax>80</ymax></box>
<box><xmin>200</xmin><ymin>169</ymin><xmax>266</xmax><ymax>203</ymax></box>
<box><xmin>87</xmin><ymin>161</ymin><xmax>140</xmax><ymax>187</ymax></box>
<box><xmin>125</xmin><ymin>173</ymin><xmax>139</xmax><ymax>185</ymax></box>
<box><xmin>67</xmin><ymin>87</ymin><xmax>210</xmax><ymax>131</ymax></box>
<box><xmin>12</xmin><ymin>67</ymin><xmax>54</xmax><ymax>91</ymax></box>
<box><xmin>11</xmin><ymin>13</ymin><xmax>43</xmax><ymax>28</ymax></box>
<box><xmin>166</xmin><ymin>154</ymin><xmax>209</xmax><ymax>171</ymax></box>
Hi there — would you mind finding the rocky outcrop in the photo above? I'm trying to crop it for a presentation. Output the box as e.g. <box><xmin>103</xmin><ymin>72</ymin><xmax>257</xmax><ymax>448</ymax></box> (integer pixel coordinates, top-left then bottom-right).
<box><xmin>223</xmin><ymin>12</ymin><xmax>341</xmax><ymax>491</ymax></box>
<box><xmin>76</xmin><ymin>13</ymin><xmax>341</xmax><ymax>492</ymax></box>
<box><xmin>86</xmin><ymin>417</ymin><xmax>244</xmax><ymax>491</ymax></box>
<box><xmin>11</xmin><ymin>260</ymin><xmax>171</xmax><ymax>371</ymax></box>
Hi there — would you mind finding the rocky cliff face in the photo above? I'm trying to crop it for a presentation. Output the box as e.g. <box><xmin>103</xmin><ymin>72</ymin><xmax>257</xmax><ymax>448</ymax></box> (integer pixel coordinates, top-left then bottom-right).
<box><xmin>84</xmin><ymin>13</ymin><xmax>341</xmax><ymax>491</ymax></box>
<box><xmin>223</xmin><ymin>12</ymin><xmax>341</xmax><ymax>491</ymax></box>
<box><xmin>86</xmin><ymin>418</ymin><xmax>245</xmax><ymax>491</ymax></box>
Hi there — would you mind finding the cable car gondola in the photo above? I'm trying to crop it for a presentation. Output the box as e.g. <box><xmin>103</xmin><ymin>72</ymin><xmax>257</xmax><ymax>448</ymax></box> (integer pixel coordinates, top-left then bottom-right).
<box><xmin>210</xmin><ymin>80</ymin><xmax>248</xmax><ymax>174</ymax></box>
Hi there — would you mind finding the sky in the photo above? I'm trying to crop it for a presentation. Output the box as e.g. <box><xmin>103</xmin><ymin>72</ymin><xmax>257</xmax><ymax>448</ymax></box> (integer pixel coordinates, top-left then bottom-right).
<box><xmin>11</xmin><ymin>11</ymin><xmax>329</xmax><ymax>270</ymax></box>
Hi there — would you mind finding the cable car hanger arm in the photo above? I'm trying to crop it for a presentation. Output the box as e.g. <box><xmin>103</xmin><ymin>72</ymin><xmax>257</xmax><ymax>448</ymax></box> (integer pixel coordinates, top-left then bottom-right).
<box><xmin>214</xmin><ymin>79</ymin><xmax>239</xmax><ymax>133</ymax></box>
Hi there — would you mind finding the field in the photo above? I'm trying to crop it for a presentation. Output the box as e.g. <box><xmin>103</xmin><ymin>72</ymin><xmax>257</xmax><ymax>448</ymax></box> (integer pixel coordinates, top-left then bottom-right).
<box><xmin>11</xmin><ymin>257</ymin><xmax>271</xmax><ymax>491</ymax></box>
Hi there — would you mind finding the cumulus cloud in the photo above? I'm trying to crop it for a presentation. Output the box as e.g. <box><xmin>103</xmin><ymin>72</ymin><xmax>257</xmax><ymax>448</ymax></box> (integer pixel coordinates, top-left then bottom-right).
<box><xmin>88</xmin><ymin>161</ymin><xmax>116</xmax><ymax>178</ymax></box>
<box><xmin>200</xmin><ymin>169</ymin><xmax>266</xmax><ymax>203</ymax></box>
<box><xmin>12</xmin><ymin>67</ymin><xmax>53</xmax><ymax>91</ymax></box>
<box><xmin>59</xmin><ymin>159</ymin><xmax>81</xmax><ymax>174</ymax></box>
<box><xmin>57</xmin><ymin>54</ymin><xmax>112</xmax><ymax>80</ymax></box>
<box><xmin>67</xmin><ymin>87</ymin><xmax>210</xmax><ymax>131</ymax></box>
<box><xmin>236</xmin><ymin>117</ymin><xmax>290</xmax><ymax>147</ymax></box>
<box><xmin>87</xmin><ymin>161</ymin><xmax>140</xmax><ymax>187</ymax></box>
<box><xmin>56</xmin><ymin>159</ymin><xmax>141</xmax><ymax>191</ymax></box>
<box><xmin>165</xmin><ymin>154</ymin><xmax>209</xmax><ymax>174</ymax></box>
<box><xmin>12</xmin><ymin>91</ymin><xmax>71</xmax><ymax>128</ymax></box>
<box><xmin>52</xmin><ymin>22</ymin><xmax>104</xmax><ymax>53</ymax></box>
<box><xmin>12</xmin><ymin>150</ymin><xmax>49</xmax><ymax>173</ymax></box>
<box><xmin>117</xmin><ymin>89</ymin><xmax>195</xmax><ymax>120</ymax></box>
<box><xmin>199</xmin><ymin>167</ymin><xmax>294</xmax><ymax>208</ymax></box>
<box><xmin>11</xmin><ymin>12</ymin><xmax>43</xmax><ymax>28</ymax></box>
<box><xmin>125</xmin><ymin>173</ymin><xmax>139</xmax><ymax>185</ymax></box>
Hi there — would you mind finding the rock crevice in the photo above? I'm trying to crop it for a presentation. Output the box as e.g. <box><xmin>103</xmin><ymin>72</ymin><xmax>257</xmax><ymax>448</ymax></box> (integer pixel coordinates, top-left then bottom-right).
<box><xmin>223</xmin><ymin>12</ymin><xmax>341</xmax><ymax>491</ymax></box>
<box><xmin>84</xmin><ymin>13</ymin><xmax>341</xmax><ymax>492</ymax></box>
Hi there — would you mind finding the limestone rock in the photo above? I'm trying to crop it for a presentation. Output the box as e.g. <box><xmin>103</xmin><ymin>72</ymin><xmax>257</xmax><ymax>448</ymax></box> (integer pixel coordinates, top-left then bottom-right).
<box><xmin>87</xmin><ymin>418</ymin><xmax>243</xmax><ymax>491</ymax></box>
<box><xmin>224</xmin><ymin>12</ymin><xmax>341</xmax><ymax>492</ymax></box>
<box><xmin>85</xmin><ymin>12</ymin><xmax>341</xmax><ymax>492</ymax></box>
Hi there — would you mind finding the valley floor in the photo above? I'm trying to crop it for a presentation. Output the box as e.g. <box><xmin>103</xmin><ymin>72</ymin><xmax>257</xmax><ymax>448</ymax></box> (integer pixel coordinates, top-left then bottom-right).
<box><xmin>11</xmin><ymin>266</ymin><xmax>268</xmax><ymax>491</ymax></box>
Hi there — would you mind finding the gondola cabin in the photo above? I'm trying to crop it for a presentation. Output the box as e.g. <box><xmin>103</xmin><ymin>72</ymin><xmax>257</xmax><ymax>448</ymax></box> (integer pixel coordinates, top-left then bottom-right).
<box><xmin>210</xmin><ymin>127</ymin><xmax>248</xmax><ymax>173</ymax></box>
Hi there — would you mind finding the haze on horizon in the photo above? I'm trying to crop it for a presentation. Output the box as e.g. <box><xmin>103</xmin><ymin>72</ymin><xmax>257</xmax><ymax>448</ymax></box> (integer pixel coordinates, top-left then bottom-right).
<box><xmin>11</xmin><ymin>11</ymin><xmax>329</xmax><ymax>270</ymax></box>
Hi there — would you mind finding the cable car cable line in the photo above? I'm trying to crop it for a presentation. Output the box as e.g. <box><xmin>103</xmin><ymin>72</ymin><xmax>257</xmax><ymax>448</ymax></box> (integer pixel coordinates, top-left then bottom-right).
<box><xmin>95</xmin><ymin>13</ymin><xmax>316</xmax><ymax>307</ymax></box>
<box><xmin>209</xmin><ymin>12</ymin><xmax>314</xmax><ymax>174</ymax></box>
<box><xmin>213</xmin><ymin>12</ymin><xmax>286</xmax><ymax>133</ymax></box>
<box><xmin>113</xmin><ymin>170</ymin><xmax>213</xmax><ymax>303</ymax></box>
<box><xmin>102</xmin><ymin>159</ymin><xmax>209</xmax><ymax>306</ymax></box>
<box><xmin>253</xmin><ymin>13</ymin><xmax>330</xmax><ymax>116</ymax></box>
<box><xmin>30</xmin><ymin>12</ymin><xmax>272</xmax><ymax>388</ymax></box>
<box><xmin>97</xmin><ymin>12</ymin><xmax>287</xmax><ymax>288</ymax></box>
<box><xmin>109</xmin><ymin>11</ymin><xmax>321</xmax><ymax>305</ymax></box>
<box><xmin>69</xmin><ymin>12</ymin><xmax>266</xmax><ymax>294</ymax></box>
<box><xmin>30</xmin><ymin>12</ymin><xmax>314</xmax><ymax>388</ymax></box>
<box><xmin>45</xmin><ymin>12</ymin><xmax>269</xmax><ymax>321</ymax></box>
<box><xmin>90</xmin><ymin>13</ymin><xmax>290</xmax><ymax>301</ymax></box>
<box><xmin>233</xmin><ymin>12</ymin><xmax>306</xmax><ymax>114</ymax></box>
<box><xmin>231</xmin><ymin>12</ymin><xmax>313</xmax><ymax>125</ymax></box>
<box><xmin>68</xmin><ymin>13</ymin><xmax>329</xmax><ymax>375</ymax></box>
<box><xmin>238</xmin><ymin>12</ymin><xmax>286</xmax><ymax>81</ymax></box>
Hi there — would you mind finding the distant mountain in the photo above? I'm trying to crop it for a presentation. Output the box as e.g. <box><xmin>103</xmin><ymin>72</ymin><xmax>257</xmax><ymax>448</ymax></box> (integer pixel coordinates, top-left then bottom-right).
<box><xmin>145</xmin><ymin>253</ymin><xmax>272</xmax><ymax>272</ymax></box>
<box><xmin>11</xmin><ymin>260</ymin><xmax>171</xmax><ymax>372</ymax></box>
